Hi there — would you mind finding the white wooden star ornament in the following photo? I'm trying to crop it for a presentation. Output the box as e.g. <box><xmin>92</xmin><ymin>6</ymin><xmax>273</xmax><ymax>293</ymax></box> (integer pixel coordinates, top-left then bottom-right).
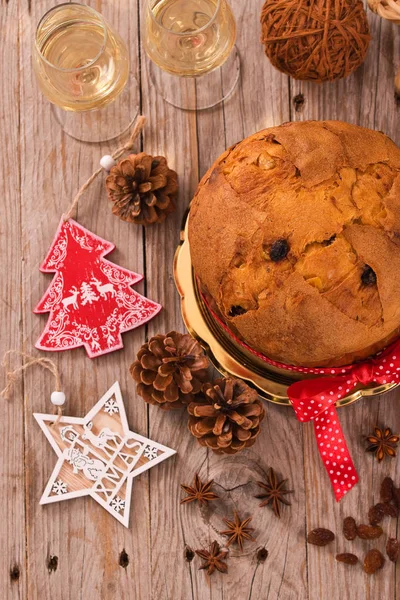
<box><xmin>34</xmin><ymin>381</ymin><xmax>176</xmax><ymax>527</ymax></box>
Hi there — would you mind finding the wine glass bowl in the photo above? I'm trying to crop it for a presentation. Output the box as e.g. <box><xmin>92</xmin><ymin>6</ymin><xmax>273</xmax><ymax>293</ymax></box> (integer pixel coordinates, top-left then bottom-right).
<box><xmin>33</xmin><ymin>3</ymin><xmax>138</xmax><ymax>142</ymax></box>
<box><xmin>143</xmin><ymin>0</ymin><xmax>236</xmax><ymax>78</ymax></box>
<box><xmin>143</xmin><ymin>0</ymin><xmax>240</xmax><ymax>110</ymax></box>
<box><xmin>33</xmin><ymin>3</ymin><xmax>129</xmax><ymax>112</ymax></box>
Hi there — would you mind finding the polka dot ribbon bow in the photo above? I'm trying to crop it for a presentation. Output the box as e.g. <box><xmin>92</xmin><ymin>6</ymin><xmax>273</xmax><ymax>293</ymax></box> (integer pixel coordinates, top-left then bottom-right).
<box><xmin>199</xmin><ymin>288</ymin><xmax>400</xmax><ymax>500</ymax></box>
<box><xmin>287</xmin><ymin>345</ymin><xmax>400</xmax><ymax>501</ymax></box>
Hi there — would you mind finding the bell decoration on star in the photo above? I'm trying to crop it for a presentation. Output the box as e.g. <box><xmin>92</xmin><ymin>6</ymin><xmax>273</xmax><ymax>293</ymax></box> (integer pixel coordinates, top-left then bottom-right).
<box><xmin>187</xmin><ymin>377</ymin><xmax>265</xmax><ymax>454</ymax></box>
<box><xmin>260</xmin><ymin>0</ymin><xmax>371</xmax><ymax>82</ymax></box>
<box><xmin>106</xmin><ymin>152</ymin><xmax>178</xmax><ymax>226</ymax></box>
<box><xmin>130</xmin><ymin>331</ymin><xmax>209</xmax><ymax>410</ymax></box>
<box><xmin>34</xmin><ymin>218</ymin><xmax>162</xmax><ymax>358</ymax></box>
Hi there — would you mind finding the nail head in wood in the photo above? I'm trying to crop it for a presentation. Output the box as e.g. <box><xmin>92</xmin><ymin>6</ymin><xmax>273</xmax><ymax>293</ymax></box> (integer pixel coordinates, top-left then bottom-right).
<box><xmin>119</xmin><ymin>549</ymin><xmax>129</xmax><ymax>569</ymax></box>
<box><xmin>47</xmin><ymin>555</ymin><xmax>58</xmax><ymax>573</ymax></box>
<box><xmin>256</xmin><ymin>547</ymin><xmax>269</xmax><ymax>563</ymax></box>
<box><xmin>184</xmin><ymin>546</ymin><xmax>195</xmax><ymax>562</ymax></box>
<box><xmin>293</xmin><ymin>93</ymin><xmax>305</xmax><ymax>112</ymax></box>
<box><xmin>10</xmin><ymin>565</ymin><xmax>20</xmax><ymax>581</ymax></box>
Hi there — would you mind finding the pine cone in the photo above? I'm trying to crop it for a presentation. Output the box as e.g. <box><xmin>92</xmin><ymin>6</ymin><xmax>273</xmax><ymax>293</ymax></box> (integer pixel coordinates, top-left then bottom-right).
<box><xmin>106</xmin><ymin>153</ymin><xmax>178</xmax><ymax>225</ymax></box>
<box><xmin>130</xmin><ymin>332</ymin><xmax>209</xmax><ymax>410</ymax></box>
<box><xmin>188</xmin><ymin>378</ymin><xmax>265</xmax><ymax>454</ymax></box>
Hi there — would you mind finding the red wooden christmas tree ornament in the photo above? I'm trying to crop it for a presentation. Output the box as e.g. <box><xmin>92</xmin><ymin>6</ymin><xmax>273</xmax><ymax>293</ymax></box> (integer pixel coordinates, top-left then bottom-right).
<box><xmin>34</xmin><ymin>219</ymin><xmax>161</xmax><ymax>358</ymax></box>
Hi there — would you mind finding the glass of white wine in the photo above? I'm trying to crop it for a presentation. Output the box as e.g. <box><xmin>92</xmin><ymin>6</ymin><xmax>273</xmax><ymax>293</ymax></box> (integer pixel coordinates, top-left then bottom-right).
<box><xmin>143</xmin><ymin>0</ymin><xmax>240</xmax><ymax>110</ymax></box>
<box><xmin>33</xmin><ymin>3</ymin><xmax>138</xmax><ymax>143</ymax></box>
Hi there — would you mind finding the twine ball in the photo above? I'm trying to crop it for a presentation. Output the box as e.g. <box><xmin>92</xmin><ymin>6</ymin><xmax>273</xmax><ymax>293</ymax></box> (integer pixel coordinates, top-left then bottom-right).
<box><xmin>260</xmin><ymin>0</ymin><xmax>371</xmax><ymax>82</ymax></box>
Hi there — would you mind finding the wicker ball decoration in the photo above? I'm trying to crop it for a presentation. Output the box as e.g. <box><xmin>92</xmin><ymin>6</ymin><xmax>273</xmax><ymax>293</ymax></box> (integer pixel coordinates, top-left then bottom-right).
<box><xmin>260</xmin><ymin>0</ymin><xmax>371</xmax><ymax>82</ymax></box>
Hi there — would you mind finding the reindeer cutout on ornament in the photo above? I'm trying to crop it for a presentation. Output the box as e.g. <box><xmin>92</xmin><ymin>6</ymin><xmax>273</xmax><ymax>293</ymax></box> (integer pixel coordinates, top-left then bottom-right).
<box><xmin>91</xmin><ymin>277</ymin><xmax>116</xmax><ymax>299</ymax></box>
<box><xmin>62</xmin><ymin>286</ymin><xmax>79</xmax><ymax>312</ymax></box>
<box><xmin>82</xmin><ymin>421</ymin><xmax>122</xmax><ymax>452</ymax></box>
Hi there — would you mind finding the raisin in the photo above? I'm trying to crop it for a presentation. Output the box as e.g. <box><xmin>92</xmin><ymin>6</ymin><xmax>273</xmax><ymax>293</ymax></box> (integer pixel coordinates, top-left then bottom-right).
<box><xmin>382</xmin><ymin>502</ymin><xmax>399</xmax><ymax>518</ymax></box>
<box><xmin>368</xmin><ymin>503</ymin><xmax>385</xmax><ymax>525</ymax></box>
<box><xmin>386</xmin><ymin>537</ymin><xmax>399</xmax><ymax>563</ymax></box>
<box><xmin>307</xmin><ymin>528</ymin><xmax>335</xmax><ymax>546</ymax></box>
<box><xmin>363</xmin><ymin>549</ymin><xmax>385</xmax><ymax>574</ymax></box>
<box><xmin>361</xmin><ymin>265</ymin><xmax>377</xmax><ymax>286</ymax></box>
<box><xmin>380</xmin><ymin>477</ymin><xmax>394</xmax><ymax>503</ymax></box>
<box><xmin>269</xmin><ymin>239</ymin><xmax>289</xmax><ymax>262</ymax></box>
<box><xmin>228</xmin><ymin>306</ymin><xmax>246</xmax><ymax>317</ymax></box>
<box><xmin>343</xmin><ymin>517</ymin><xmax>357</xmax><ymax>541</ymax></box>
<box><xmin>357</xmin><ymin>524</ymin><xmax>383</xmax><ymax>540</ymax></box>
<box><xmin>335</xmin><ymin>553</ymin><xmax>358</xmax><ymax>565</ymax></box>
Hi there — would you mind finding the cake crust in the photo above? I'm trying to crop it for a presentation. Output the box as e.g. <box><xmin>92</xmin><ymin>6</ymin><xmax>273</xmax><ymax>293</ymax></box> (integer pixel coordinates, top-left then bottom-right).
<box><xmin>188</xmin><ymin>121</ymin><xmax>400</xmax><ymax>367</ymax></box>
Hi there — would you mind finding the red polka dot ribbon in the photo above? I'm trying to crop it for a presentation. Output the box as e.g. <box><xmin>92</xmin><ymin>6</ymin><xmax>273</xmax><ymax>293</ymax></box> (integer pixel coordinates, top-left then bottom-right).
<box><xmin>199</xmin><ymin>286</ymin><xmax>400</xmax><ymax>500</ymax></box>
<box><xmin>288</xmin><ymin>348</ymin><xmax>400</xmax><ymax>500</ymax></box>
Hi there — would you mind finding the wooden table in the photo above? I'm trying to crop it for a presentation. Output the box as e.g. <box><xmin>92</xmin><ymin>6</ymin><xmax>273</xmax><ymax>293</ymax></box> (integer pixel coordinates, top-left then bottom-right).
<box><xmin>2</xmin><ymin>1</ymin><xmax>400</xmax><ymax>598</ymax></box>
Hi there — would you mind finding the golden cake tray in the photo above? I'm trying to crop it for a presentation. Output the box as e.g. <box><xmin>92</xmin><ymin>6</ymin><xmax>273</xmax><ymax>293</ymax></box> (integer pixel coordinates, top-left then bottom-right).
<box><xmin>174</xmin><ymin>215</ymin><xmax>398</xmax><ymax>407</ymax></box>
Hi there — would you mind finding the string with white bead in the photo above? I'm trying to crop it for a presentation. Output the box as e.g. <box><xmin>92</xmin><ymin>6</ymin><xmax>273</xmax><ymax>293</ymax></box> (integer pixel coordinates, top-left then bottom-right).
<box><xmin>99</xmin><ymin>155</ymin><xmax>116</xmax><ymax>172</ymax></box>
<box><xmin>63</xmin><ymin>115</ymin><xmax>146</xmax><ymax>221</ymax></box>
<box><xmin>1</xmin><ymin>350</ymin><xmax>65</xmax><ymax>425</ymax></box>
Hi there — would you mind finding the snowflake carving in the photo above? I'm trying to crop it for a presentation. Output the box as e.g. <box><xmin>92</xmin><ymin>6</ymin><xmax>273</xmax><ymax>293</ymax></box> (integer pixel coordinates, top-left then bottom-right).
<box><xmin>110</xmin><ymin>496</ymin><xmax>125</xmax><ymax>513</ymax></box>
<box><xmin>104</xmin><ymin>399</ymin><xmax>119</xmax><ymax>415</ymax></box>
<box><xmin>52</xmin><ymin>480</ymin><xmax>68</xmax><ymax>495</ymax></box>
<box><xmin>144</xmin><ymin>446</ymin><xmax>159</xmax><ymax>461</ymax></box>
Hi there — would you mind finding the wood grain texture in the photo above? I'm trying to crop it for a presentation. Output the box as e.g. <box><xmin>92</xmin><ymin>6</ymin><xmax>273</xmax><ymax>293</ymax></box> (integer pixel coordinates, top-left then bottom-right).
<box><xmin>1</xmin><ymin>0</ymin><xmax>400</xmax><ymax>598</ymax></box>
<box><xmin>19</xmin><ymin>1</ymin><xmax>151</xmax><ymax>599</ymax></box>
<box><xmin>0</xmin><ymin>0</ymin><xmax>26</xmax><ymax>598</ymax></box>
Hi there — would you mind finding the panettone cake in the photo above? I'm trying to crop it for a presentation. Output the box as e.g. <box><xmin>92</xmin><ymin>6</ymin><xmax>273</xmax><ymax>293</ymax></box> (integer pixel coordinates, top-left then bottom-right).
<box><xmin>188</xmin><ymin>121</ymin><xmax>400</xmax><ymax>367</ymax></box>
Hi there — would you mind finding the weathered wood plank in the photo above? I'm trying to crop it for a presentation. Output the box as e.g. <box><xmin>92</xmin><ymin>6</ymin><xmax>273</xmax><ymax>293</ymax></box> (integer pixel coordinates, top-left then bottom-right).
<box><xmin>290</xmin><ymin>7</ymin><xmax>400</xmax><ymax>599</ymax></box>
<box><xmin>139</xmin><ymin>4</ymin><xmax>201</xmax><ymax>594</ymax></box>
<box><xmin>0</xmin><ymin>0</ymin><xmax>26</xmax><ymax>598</ymax></box>
<box><xmin>19</xmin><ymin>1</ymin><xmax>150</xmax><ymax>598</ymax></box>
<box><xmin>203</xmin><ymin>2</ymin><xmax>307</xmax><ymax>599</ymax></box>
<box><xmin>140</xmin><ymin>0</ymin><xmax>309</xmax><ymax>598</ymax></box>
<box><xmin>372</xmin><ymin>15</ymin><xmax>400</xmax><ymax>600</ymax></box>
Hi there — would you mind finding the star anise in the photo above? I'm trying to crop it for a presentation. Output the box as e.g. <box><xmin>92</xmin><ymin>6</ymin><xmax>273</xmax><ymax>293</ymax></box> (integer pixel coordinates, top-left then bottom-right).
<box><xmin>365</xmin><ymin>426</ymin><xmax>400</xmax><ymax>462</ymax></box>
<box><xmin>220</xmin><ymin>511</ymin><xmax>256</xmax><ymax>552</ymax></box>
<box><xmin>195</xmin><ymin>541</ymin><xmax>228</xmax><ymax>575</ymax></box>
<box><xmin>255</xmin><ymin>467</ymin><xmax>294</xmax><ymax>518</ymax></box>
<box><xmin>180</xmin><ymin>473</ymin><xmax>219</xmax><ymax>505</ymax></box>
